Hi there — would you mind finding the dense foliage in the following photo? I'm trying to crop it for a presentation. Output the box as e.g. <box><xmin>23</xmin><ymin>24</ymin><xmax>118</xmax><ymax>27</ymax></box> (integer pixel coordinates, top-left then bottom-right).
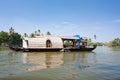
<box><xmin>9</xmin><ymin>32</ymin><xmax>22</xmax><ymax>46</ymax></box>
<box><xmin>0</xmin><ymin>31</ymin><xmax>9</xmax><ymax>45</ymax></box>
<box><xmin>87</xmin><ymin>38</ymin><xmax>107</xmax><ymax>46</ymax></box>
<box><xmin>0</xmin><ymin>27</ymin><xmax>52</xmax><ymax>46</ymax></box>
<box><xmin>109</xmin><ymin>38</ymin><xmax>120</xmax><ymax>46</ymax></box>
<box><xmin>0</xmin><ymin>27</ymin><xmax>22</xmax><ymax>46</ymax></box>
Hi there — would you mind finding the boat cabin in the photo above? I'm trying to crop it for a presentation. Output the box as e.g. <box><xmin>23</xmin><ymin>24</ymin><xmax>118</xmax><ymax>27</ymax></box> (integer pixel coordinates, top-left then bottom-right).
<box><xmin>22</xmin><ymin>36</ymin><xmax>63</xmax><ymax>49</ymax></box>
<box><xmin>22</xmin><ymin>35</ymin><xmax>88</xmax><ymax>49</ymax></box>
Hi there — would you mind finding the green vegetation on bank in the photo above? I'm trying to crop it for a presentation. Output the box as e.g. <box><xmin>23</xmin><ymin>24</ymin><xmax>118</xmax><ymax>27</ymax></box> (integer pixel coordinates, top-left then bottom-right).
<box><xmin>0</xmin><ymin>27</ymin><xmax>120</xmax><ymax>47</ymax></box>
<box><xmin>0</xmin><ymin>27</ymin><xmax>51</xmax><ymax>46</ymax></box>
<box><xmin>87</xmin><ymin>38</ymin><xmax>120</xmax><ymax>47</ymax></box>
<box><xmin>87</xmin><ymin>38</ymin><xmax>107</xmax><ymax>46</ymax></box>
<box><xmin>0</xmin><ymin>27</ymin><xmax>21</xmax><ymax>46</ymax></box>
<box><xmin>109</xmin><ymin>38</ymin><xmax>120</xmax><ymax>47</ymax></box>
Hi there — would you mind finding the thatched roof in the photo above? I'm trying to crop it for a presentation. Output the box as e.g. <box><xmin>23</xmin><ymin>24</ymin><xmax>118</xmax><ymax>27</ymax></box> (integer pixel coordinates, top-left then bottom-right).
<box><xmin>23</xmin><ymin>35</ymin><xmax>63</xmax><ymax>48</ymax></box>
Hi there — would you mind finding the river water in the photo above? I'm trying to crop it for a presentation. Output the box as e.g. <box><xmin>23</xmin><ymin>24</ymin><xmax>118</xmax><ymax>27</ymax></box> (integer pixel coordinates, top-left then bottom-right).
<box><xmin>0</xmin><ymin>47</ymin><xmax>120</xmax><ymax>80</ymax></box>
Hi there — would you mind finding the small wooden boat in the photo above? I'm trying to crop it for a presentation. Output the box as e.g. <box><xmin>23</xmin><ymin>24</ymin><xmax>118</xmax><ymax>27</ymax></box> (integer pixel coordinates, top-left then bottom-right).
<box><xmin>9</xmin><ymin>35</ymin><xmax>97</xmax><ymax>52</ymax></box>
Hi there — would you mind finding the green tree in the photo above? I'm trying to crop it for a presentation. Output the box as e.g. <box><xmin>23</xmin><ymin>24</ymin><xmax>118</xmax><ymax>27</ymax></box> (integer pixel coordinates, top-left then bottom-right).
<box><xmin>109</xmin><ymin>38</ymin><xmax>120</xmax><ymax>47</ymax></box>
<box><xmin>9</xmin><ymin>32</ymin><xmax>22</xmax><ymax>46</ymax></box>
<box><xmin>23</xmin><ymin>33</ymin><xmax>28</xmax><ymax>37</ymax></box>
<box><xmin>37</xmin><ymin>29</ymin><xmax>41</xmax><ymax>36</ymax></box>
<box><xmin>94</xmin><ymin>34</ymin><xmax>96</xmax><ymax>39</ymax></box>
<box><xmin>8</xmin><ymin>27</ymin><xmax>14</xmax><ymax>35</ymax></box>
<box><xmin>30</xmin><ymin>33</ymin><xmax>35</xmax><ymax>38</ymax></box>
<box><xmin>0</xmin><ymin>31</ymin><xmax>9</xmax><ymax>45</ymax></box>
<box><xmin>87</xmin><ymin>38</ymin><xmax>94</xmax><ymax>46</ymax></box>
<box><xmin>34</xmin><ymin>31</ymin><xmax>37</xmax><ymax>36</ymax></box>
<box><xmin>8</xmin><ymin>27</ymin><xmax>22</xmax><ymax>46</ymax></box>
<box><xmin>46</xmin><ymin>31</ymin><xmax>51</xmax><ymax>35</ymax></box>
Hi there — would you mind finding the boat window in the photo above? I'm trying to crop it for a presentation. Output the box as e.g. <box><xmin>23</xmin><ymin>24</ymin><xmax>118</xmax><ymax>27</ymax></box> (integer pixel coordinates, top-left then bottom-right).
<box><xmin>63</xmin><ymin>40</ymin><xmax>74</xmax><ymax>48</ymax></box>
<box><xmin>46</xmin><ymin>39</ymin><xmax>52</xmax><ymax>48</ymax></box>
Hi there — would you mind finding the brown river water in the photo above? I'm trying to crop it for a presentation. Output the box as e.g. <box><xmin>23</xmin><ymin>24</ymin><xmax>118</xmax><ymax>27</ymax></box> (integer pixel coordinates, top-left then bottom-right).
<box><xmin>0</xmin><ymin>47</ymin><xmax>120</xmax><ymax>80</ymax></box>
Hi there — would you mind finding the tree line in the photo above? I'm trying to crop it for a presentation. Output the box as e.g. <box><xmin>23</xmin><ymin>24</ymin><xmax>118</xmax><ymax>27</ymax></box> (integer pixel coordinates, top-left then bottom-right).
<box><xmin>0</xmin><ymin>27</ymin><xmax>51</xmax><ymax>46</ymax></box>
<box><xmin>0</xmin><ymin>27</ymin><xmax>120</xmax><ymax>47</ymax></box>
<box><xmin>23</xmin><ymin>29</ymin><xmax>51</xmax><ymax>37</ymax></box>
<box><xmin>87</xmin><ymin>38</ymin><xmax>120</xmax><ymax>47</ymax></box>
<box><xmin>87</xmin><ymin>38</ymin><xmax>107</xmax><ymax>46</ymax></box>
<box><xmin>0</xmin><ymin>27</ymin><xmax>22</xmax><ymax>46</ymax></box>
<box><xmin>108</xmin><ymin>38</ymin><xmax>120</xmax><ymax>47</ymax></box>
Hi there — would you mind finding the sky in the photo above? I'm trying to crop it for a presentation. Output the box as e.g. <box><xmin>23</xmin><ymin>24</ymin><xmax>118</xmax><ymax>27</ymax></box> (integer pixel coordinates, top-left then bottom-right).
<box><xmin>0</xmin><ymin>0</ymin><xmax>120</xmax><ymax>42</ymax></box>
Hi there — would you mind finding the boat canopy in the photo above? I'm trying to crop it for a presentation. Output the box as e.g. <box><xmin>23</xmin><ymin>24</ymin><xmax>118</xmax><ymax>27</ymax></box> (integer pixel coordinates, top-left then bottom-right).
<box><xmin>22</xmin><ymin>36</ymin><xmax>63</xmax><ymax>49</ymax></box>
<box><xmin>61</xmin><ymin>36</ymin><xmax>79</xmax><ymax>40</ymax></box>
<box><xmin>74</xmin><ymin>35</ymin><xmax>81</xmax><ymax>48</ymax></box>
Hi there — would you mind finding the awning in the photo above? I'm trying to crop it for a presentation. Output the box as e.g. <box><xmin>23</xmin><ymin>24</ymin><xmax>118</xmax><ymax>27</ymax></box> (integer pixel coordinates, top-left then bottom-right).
<box><xmin>61</xmin><ymin>36</ymin><xmax>79</xmax><ymax>40</ymax></box>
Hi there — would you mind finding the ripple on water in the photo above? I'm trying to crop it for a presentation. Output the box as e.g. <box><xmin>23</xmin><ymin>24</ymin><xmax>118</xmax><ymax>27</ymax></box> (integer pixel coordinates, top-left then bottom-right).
<box><xmin>0</xmin><ymin>47</ymin><xmax>120</xmax><ymax>80</ymax></box>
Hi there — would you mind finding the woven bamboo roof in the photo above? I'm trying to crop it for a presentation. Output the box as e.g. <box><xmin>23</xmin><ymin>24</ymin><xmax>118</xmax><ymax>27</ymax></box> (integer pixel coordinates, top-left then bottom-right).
<box><xmin>23</xmin><ymin>35</ymin><xmax>63</xmax><ymax>48</ymax></box>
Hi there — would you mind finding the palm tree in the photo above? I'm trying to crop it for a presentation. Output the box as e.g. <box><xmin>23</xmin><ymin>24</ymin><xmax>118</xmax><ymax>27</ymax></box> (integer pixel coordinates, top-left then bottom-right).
<box><xmin>23</xmin><ymin>33</ymin><xmax>28</xmax><ymax>37</ymax></box>
<box><xmin>30</xmin><ymin>33</ymin><xmax>35</xmax><ymax>38</ymax></box>
<box><xmin>46</xmin><ymin>31</ymin><xmax>51</xmax><ymax>35</ymax></box>
<box><xmin>38</xmin><ymin>29</ymin><xmax>41</xmax><ymax>36</ymax></box>
<box><xmin>89</xmin><ymin>38</ymin><xmax>92</xmax><ymax>42</ymax></box>
<box><xmin>9</xmin><ymin>27</ymin><xmax>14</xmax><ymax>35</ymax></box>
<box><xmin>94</xmin><ymin>34</ymin><xmax>96</xmax><ymax>39</ymax></box>
<box><xmin>34</xmin><ymin>31</ymin><xmax>37</xmax><ymax>36</ymax></box>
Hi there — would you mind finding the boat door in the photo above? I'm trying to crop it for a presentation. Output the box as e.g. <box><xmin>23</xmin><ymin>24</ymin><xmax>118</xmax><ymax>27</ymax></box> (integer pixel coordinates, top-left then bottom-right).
<box><xmin>46</xmin><ymin>39</ymin><xmax>52</xmax><ymax>48</ymax></box>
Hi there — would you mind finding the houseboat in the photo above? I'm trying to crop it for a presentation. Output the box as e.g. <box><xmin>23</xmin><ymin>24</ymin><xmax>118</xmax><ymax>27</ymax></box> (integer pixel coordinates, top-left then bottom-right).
<box><xmin>9</xmin><ymin>35</ymin><xmax>97</xmax><ymax>52</ymax></box>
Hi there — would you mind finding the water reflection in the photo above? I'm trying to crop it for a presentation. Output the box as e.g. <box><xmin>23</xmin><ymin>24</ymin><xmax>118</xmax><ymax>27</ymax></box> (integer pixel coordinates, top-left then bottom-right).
<box><xmin>19</xmin><ymin>51</ymin><xmax>97</xmax><ymax>72</ymax></box>
<box><xmin>22</xmin><ymin>52</ymin><xmax>64</xmax><ymax>71</ymax></box>
<box><xmin>63</xmin><ymin>52</ymin><xmax>97</xmax><ymax>70</ymax></box>
<box><xmin>109</xmin><ymin>47</ymin><xmax>120</xmax><ymax>51</ymax></box>
<box><xmin>1</xmin><ymin>47</ymin><xmax>120</xmax><ymax>80</ymax></box>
